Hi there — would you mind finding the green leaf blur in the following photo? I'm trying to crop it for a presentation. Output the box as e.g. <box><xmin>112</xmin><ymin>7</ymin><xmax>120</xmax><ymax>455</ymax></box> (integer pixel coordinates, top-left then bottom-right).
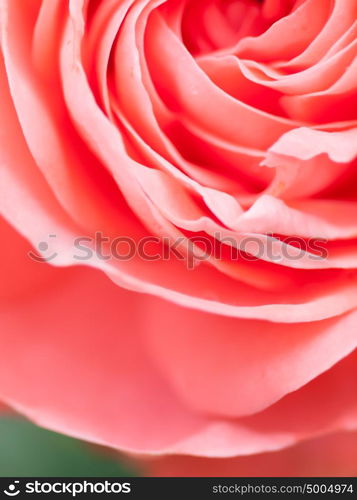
<box><xmin>0</xmin><ymin>416</ymin><xmax>139</xmax><ymax>477</ymax></box>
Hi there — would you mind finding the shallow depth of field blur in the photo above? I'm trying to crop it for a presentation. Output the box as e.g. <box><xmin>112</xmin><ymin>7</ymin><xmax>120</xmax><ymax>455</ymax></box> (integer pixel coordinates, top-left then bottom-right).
<box><xmin>0</xmin><ymin>413</ymin><xmax>140</xmax><ymax>477</ymax></box>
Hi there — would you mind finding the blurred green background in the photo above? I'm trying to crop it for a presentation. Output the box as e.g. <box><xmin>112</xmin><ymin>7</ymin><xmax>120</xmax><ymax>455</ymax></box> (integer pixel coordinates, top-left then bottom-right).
<box><xmin>0</xmin><ymin>415</ymin><xmax>140</xmax><ymax>477</ymax></box>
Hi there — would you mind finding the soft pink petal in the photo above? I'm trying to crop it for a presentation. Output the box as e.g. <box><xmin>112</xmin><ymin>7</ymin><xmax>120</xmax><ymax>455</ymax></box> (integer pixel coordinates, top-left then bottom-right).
<box><xmin>145</xmin><ymin>296</ymin><xmax>357</xmax><ymax>417</ymax></box>
<box><xmin>235</xmin><ymin>0</ymin><xmax>330</xmax><ymax>63</ymax></box>
<box><xmin>145</xmin><ymin>431</ymin><xmax>357</xmax><ymax>477</ymax></box>
<box><xmin>1</xmin><ymin>221</ymin><xmax>356</xmax><ymax>457</ymax></box>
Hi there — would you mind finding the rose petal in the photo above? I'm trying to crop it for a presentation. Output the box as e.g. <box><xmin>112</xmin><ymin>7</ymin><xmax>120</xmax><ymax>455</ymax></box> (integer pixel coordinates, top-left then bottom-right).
<box><xmin>145</xmin><ymin>11</ymin><xmax>296</xmax><ymax>150</ymax></box>
<box><xmin>1</xmin><ymin>223</ymin><xmax>356</xmax><ymax>456</ymax></box>
<box><xmin>145</xmin><ymin>431</ymin><xmax>357</xmax><ymax>476</ymax></box>
<box><xmin>277</xmin><ymin>0</ymin><xmax>357</xmax><ymax>70</ymax></box>
<box><xmin>145</xmin><ymin>296</ymin><xmax>357</xmax><ymax>417</ymax></box>
<box><xmin>263</xmin><ymin>127</ymin><xmax>357</xmax><ymax>197</ymax></box>
<box><xmin>235</xmin><ymin>0</ymin><xmax>330</xmax><ymax>63</ymax></box>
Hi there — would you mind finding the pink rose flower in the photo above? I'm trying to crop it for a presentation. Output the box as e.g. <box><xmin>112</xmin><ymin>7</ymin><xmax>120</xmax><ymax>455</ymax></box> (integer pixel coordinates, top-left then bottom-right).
<box><xmin>1</xmin><ymin>0</ymin><xmax>356</xmax><ymax>475</ymax></box>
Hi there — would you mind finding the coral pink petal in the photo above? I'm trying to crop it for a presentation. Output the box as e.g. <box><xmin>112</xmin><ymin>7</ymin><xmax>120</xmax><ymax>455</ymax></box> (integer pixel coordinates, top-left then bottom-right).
<box><xmin>145</xmin><ymin>297</ymin><xmax>357</xmax><ymax>417</ymax></box>
<box><xmin>145</xmin><ymin>11</ymin><xmax>295</xmax><ymax>150</ymax></box>
<box><xmin>0</xmin><ymin>221</ymin><xmax>356</xmax><ymax>457</ymax></box>
<box><xmin>278</xmin><ymin>0</ymin><xmax>357</xmax><ymax>69</ymax></box>
<box><xmin>146</xmin><ymin>431</ymin><xmax>357</xmax><ymax>477</ymax></box>
<box><xmin>235</xmin><ymin>0</ymin><xmax>330</xmax><ymax>62</ymax></box>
